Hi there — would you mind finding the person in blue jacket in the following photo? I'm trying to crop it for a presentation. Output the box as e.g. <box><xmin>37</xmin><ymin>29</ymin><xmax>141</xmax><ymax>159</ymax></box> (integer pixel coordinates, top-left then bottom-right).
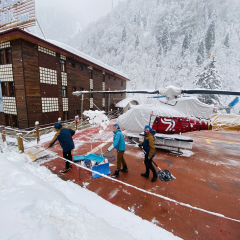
<box><xmin>48</xmin><ymin>123</ymin><xmax>75</xmax><ymax>173</ymax></box>
<box><xmin>107</xmin><ymin>124</ymin><xmax>127</xmax><ymax>178</ymax></box>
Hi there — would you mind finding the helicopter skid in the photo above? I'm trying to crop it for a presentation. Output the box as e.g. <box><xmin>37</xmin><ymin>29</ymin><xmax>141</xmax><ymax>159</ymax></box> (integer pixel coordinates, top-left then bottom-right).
<box><xmin>123</xmin><ymin>130</ymin><xmax>193</xmax><ymax>150</ymax></box>
<box><xmin>153</xmin><ymin>133</ymin><xmax>193</xmax><ymax>150</ymax></box>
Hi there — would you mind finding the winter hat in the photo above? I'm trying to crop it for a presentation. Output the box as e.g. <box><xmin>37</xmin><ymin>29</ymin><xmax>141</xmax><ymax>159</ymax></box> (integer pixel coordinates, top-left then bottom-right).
<box><xmin>113</xmin><ymin>124</ymin><xmax>120</xmax><ymax>129</ymax></box>
<box><xmin>144</xmin><ymin>125</ymin><xmax>151</xmax><ymax>131</ymax></box>
<box><xmin>54</xmin><ymin>123</ymin><xmax>62</xmax><ymax>129</ymax></box>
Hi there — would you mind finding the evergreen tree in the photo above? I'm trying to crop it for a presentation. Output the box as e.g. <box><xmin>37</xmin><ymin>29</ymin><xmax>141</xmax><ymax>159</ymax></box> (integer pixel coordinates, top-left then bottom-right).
<box><xmin>122</xmin><ymin>27</ymin><xmax>127</xmax><ymax>42</ymax></box>
<box><xmin>196</xmin><ymin>41</ymin><xmax>205</xmax><ymax>65</ymax></box>
<box><xmin>135</xmin><ymin>35</ymin><xmax>139</xmax><ymax>48</ymax></box>
<box><xmin>224</xmin><ymin>33</ymin><xmax>230</xmax><ymax>48</ymax></box>
<box><xmin>195</xmin><ymin>57</ymin><xmax>222</xmax><ymax>104</ymax></box>
<box><xmin>205</xmin><ymin>21</ymin><xmax>215</xmax><ymax>53</ymax></box>
<box><xmin>162</xmin><ymin>28</ymin><xmax>170</xmax><ymax>54</ymax></box>
<box><xmin>181</xmin><ymin>31</ymin><xmax>192</xmax><ymax>56</ymax></box>
<box><xmin>142</xmin><ymin>16</ymin><xmax>147</xmax><ymax>29</ymax></box>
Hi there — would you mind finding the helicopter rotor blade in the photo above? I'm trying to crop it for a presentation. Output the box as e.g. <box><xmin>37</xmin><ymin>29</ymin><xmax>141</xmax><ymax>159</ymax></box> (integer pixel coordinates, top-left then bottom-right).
<box><xmin>72</xmin><ymin>88</ymin><xmax>240</xmax><ymax>97</ymax></box>
<box><xmin>181</xmin><ymin>89</ymin><xmax>240</xmax><ymax>96</ymax></box>
<box><xmin>73</xmin><ymin>90</ymin><xmax>160</xmax><ymax>96</ymax></box>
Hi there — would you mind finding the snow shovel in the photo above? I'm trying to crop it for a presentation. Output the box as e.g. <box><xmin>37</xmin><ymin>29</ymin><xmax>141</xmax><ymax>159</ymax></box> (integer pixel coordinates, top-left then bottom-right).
<box><xmin>27</xmin><ymin>142</ymin><xmax>59</xmax><ymax>161</ymax></box>
<box><xmin>128</xmin><ymin>137</ymin><xmax>175</xmax><ymax>182</ymax></box>
<box><xmin>92</xmin><ymin>163</ymin><xmax>111</xmax><ymax>179</ymax></box>
<box><xmin>27</xmin><ymin>147</ymin><xmax>50</xmax><ymax>161</ymax></box>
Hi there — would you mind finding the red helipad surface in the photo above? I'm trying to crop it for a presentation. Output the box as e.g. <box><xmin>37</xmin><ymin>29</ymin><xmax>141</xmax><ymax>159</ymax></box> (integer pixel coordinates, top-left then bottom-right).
<box><xmin>39</xmin><ymin>122</ymin><xmax>240</xmax><ymax>240</ymax></box>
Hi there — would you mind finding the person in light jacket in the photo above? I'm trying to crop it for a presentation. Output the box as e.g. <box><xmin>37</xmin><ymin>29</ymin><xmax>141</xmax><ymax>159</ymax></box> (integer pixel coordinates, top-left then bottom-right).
<box><xmin>49</xmin><ymin>123</ymin><xmax>75</xmax><ymax>173</ymax></box>
<box><xmin>107</xmin><ymin>124</ymin><xmax>128</xmax><ymax>178</ymax></box>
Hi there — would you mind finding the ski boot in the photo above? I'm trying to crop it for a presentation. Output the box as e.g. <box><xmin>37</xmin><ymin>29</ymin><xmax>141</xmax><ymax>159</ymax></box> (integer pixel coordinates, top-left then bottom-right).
<box><xmin>151</xmin><ymin>175</ymin><xmax>158</xmax><ymax>182</ymax></box>
<box><xmin>111</xmin><ymin>170</ymin><xmax>119</xmax><ymax>178</ymax></box>
<box><xmin>141</xmin><ymin>173</ymin><xmax>149</xmax><ymax>179</ymax></box>
<box><xmin>61</xmin><ymin>168</ymin><xmax>70</xmax><ymax>173</ymax></box>
<box><xmin>120</xmin><ymin>165</ymin><xmax>128</xmax><ymax>172</ymax></box>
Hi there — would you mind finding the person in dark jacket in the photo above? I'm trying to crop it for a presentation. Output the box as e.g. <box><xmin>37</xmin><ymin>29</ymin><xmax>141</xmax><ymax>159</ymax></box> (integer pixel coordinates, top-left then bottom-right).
<box><xmin>107</xmin><ymin>124</ymin><xmax>127</xmax><ymax>178</ymax></box>
<box><xmin>49</xmin><ymin>123</ymin><xmax>75</xmax><ymax>173</ymax></box>
<box><xmin>139</xmin><ymin>125</ymin><xmax>157</xmax><ymax>182</ymax></box>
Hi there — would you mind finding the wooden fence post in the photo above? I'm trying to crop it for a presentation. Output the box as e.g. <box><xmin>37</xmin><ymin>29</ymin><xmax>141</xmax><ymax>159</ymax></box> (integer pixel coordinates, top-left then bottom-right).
<box><xmin>16</xmin><ymin>133</ymin><xmax>24</xmax><ymax>153</ymax></box>
<box><xmin>1</xmin><ymin>129</ymin><xmax>6</xmax><ymax>142</ymax></box>
<box><xmin>35</xmin><ymin>121</ymin><xmax>40</xmax><ymax>143</ymax></box>
<box><xmin>75</xmin><ymin>115</ymin><xmax>79</xmax><ymax>131</ymax></box>
<box><xmin>110</xmin><ymin>109</ymin><xmax>112</xmax><ymax>120</ymax></box>
<box><xmin>117</xmin><ymin>108</ymin><xmax>119</xmax><ymax>117</ymax></box>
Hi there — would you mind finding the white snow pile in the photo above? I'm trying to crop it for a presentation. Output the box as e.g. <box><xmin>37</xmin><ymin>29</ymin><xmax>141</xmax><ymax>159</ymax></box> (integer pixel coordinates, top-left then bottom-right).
<box><xmin>83</xmin><ymin>110</ymin><xmax>110</xmax><ymax>134</ymax></box>
<box><xmin>0</xmin><ymin>150</ymin><xmax>182</xmax><ymax>240</ymax></box>
<box><xmin>159</xmin><ymin>85</ymin><xmax>182</xmax><ymax>100</ymax></box>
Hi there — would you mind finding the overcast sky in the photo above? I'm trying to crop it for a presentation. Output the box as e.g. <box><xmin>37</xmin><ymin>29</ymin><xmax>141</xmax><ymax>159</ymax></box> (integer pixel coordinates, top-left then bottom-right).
<box><xmin>36</xmin><ymin>0</ymin><xmax>126</xmax><ymax>29</ymax></box>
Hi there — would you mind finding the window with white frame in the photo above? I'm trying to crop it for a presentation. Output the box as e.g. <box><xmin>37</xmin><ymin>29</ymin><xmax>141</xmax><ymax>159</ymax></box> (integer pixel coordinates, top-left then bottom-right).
<box><xmin>90</xmin><ymin>79</ymin><xmax>93</xmax><ymax>90</ymax></box>
<box><xmin>39</xmin><ymin>67</ymin><xmax>57</xmax><ymax>85</ymax></box>
<box><xmin>41</xmin><ymin>98</ymin><xmax>59</xmax><ymax>113</ymax></box>
<box><xmin>60</xmin><ymin>55</ymin><xmax>66</xmax><ymax>60</ymax></box>
<box><xmin>62</xmin><ymin>98</ymin><xmax>68</xmax><ymax>111</ymax></box>
<box><xmin>0</xmin><ymin>42</ymin><xmax>10</xmax><ymax>49</ymax></box>
<box><xmin>38</xmin><ymin>46</ymin><xmax>56</xmax><ymax>57</ymax></box>
<box><xmin>3</xmin><ymin>96</ymin><xmax>17</xmax><ymax>115</ymax></box>
<box><xmin>0</xmin><ymin>64</ymin><xmax>13</xmax><ymax>82</ymax></box>
<box><xmin>61</xmin><ymin>72</ymin><xmax>67</xmax><ymax>86</ymax></box>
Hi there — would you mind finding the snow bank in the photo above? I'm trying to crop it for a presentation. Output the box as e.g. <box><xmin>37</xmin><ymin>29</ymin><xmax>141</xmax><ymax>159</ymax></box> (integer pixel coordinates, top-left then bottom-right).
<box><xmin>0</xmin><ymin>151</ymin><xmax>181</xmax><ymax>240</ymax></box>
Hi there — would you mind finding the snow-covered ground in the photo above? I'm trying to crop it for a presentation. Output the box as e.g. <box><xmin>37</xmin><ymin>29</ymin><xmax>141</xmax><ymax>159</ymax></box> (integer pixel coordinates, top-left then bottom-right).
<box><xmin>0</xmin><ymin>144</ymin><xmax>181</xmax><ymax>240</ymax></box>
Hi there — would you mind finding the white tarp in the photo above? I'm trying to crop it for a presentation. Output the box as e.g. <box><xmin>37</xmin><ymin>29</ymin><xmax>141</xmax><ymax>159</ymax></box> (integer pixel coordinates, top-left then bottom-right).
<box><xmin>116</xmin><ymin>98</ymin><xmax>138</xmax><ymax>108</ymax></box>
<box><xmin>117</xmin><ymin>97</ymin><xmax>213</xmax><ymax>132</ymax></box>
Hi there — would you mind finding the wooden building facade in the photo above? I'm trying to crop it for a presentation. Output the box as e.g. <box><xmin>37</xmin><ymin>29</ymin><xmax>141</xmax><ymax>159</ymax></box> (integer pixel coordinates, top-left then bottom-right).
<box><xmin>0</xmin><ymin>28</ymin><xmax>129</xmax><ymax>129</ymax></box>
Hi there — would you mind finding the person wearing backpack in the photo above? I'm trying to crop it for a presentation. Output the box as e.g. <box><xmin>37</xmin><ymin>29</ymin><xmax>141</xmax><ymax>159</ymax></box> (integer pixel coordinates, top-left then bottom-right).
<box><xmin>139</xmin><ymin>125</ymin><xmax>157</xmax><ymax>182</ymax></box>
<box><xmin>107</xmin><ymin>124</ymin><xmax>128</xmax><ymax>178</ymax></box>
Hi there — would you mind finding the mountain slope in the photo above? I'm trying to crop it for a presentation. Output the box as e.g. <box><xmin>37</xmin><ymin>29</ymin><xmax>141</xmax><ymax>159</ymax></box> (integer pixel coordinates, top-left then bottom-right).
<box><xmin>67</xmin><ymin>0</ymin><xmax>240</xmax><ymax>107</ymax></box>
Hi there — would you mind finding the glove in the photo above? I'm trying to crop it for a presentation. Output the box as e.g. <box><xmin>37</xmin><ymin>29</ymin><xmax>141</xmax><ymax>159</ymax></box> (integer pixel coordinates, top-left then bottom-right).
<box><xmin>138</xmin><ymin>143</ymin><xmax>143</xmax><ymax>148</ymax></box>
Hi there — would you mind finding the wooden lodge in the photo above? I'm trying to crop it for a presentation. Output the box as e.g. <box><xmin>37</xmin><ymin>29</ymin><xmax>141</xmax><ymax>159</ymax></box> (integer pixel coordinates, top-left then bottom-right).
<box><xmin>0</xmin><ymin>28</ymin><xmax>129</xmax><ymax>129</ymax></box>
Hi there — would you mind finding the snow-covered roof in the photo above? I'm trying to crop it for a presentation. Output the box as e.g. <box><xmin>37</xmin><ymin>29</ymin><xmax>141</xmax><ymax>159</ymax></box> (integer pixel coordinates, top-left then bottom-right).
<box><xmin>115</xmin><ymin>98</ymin><xmax>138</xmax><ymax>108</ymax></box>
<box><xmin>117</xmin><ymin>97</ymin><xmax>213</xmax><ymax>132</ymax></box>
<box><xmin>0</xmin><ymin>28</ymin><xmax>129</xmax><ymax>80</ymax></box>
<box><xmin>47</xmin><ymin>39</ymin><xmax>129</xmax><ymax>79</ymax></box>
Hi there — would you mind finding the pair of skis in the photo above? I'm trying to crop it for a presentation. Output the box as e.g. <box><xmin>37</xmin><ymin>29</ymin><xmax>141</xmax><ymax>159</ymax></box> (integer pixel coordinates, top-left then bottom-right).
<box><xmin>129</xmin><ymin>137</ymin><xmax>175</xmax><ymax>182</ymax></box>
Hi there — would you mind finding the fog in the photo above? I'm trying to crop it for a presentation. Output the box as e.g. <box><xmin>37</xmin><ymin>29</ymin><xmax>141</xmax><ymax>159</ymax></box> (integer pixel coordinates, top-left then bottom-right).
<box><xmin>35</xmin><ymin>0</ymin><xmax>126</xmax><ymax>29</ymax></box>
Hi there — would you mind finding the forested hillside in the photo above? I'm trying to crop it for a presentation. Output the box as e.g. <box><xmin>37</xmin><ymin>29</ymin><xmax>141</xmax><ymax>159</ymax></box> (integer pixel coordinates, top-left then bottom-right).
<box><xmin>67</xmin><ymin>0</ymin><xmax>240</xmax><ymax>107</ymax></box>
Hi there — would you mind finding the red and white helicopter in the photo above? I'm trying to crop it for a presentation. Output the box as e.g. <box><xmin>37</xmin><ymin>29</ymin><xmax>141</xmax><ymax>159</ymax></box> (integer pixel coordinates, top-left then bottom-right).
<box><xmin>73</xmin><ymin>86</ymin><xmax>240</xmax><ymax>153</ymax></box>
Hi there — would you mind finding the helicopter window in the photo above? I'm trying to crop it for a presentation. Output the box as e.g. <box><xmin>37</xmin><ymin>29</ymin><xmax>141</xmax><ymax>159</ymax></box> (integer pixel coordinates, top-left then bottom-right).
<box><xmin>182</xmin><ymin>123</ymin><xmax>187</xmax><ymax>126</ymax></box>
<box><xmin>179</xmin><ymin>119</ymin><xmax>183</xmax><ymax>122</ymax></box>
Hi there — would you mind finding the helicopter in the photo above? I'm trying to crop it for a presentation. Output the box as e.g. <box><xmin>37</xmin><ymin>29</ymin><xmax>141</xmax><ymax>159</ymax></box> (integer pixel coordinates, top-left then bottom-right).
<box><xmin>73</xmin><ymin>86</ymin><xmax>240</xmax><ymax>153</ymax></box>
